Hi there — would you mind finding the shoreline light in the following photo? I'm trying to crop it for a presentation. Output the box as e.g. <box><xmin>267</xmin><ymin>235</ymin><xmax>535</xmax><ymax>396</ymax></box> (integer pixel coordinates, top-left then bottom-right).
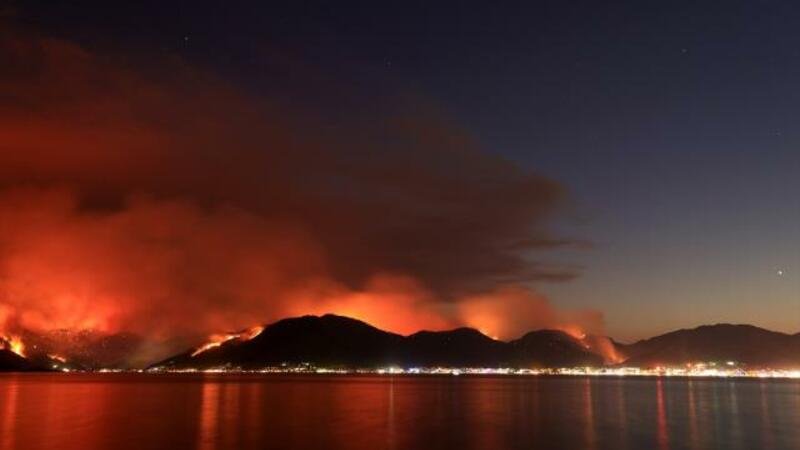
<box><xmin>143</xmin><ymin>364</ymin><xmax>800</xmax><ymax>379</ymax></box>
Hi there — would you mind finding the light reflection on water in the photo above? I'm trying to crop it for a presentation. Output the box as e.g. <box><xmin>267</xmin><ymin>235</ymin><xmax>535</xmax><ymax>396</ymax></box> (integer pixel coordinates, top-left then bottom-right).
<box><xmin>583</xmin><ymin>377</ymin><xmax>596</xmax><ymax>450</ymax></box>
<box><xmin>656</xmin><ymin>378</ymin><xmax>668</xmax><ymax>450</ymax></box>
<box><xmin>1</xmin><ymin>379</ymin><xmax>17</xmax><ymax>450</ymax></box>
<box><xmin>198</xmin><ymin>381</ymin><xmax>219</xmax><ymax>450</ymax></box>
<box><xmin>0</xmin><ymin>374</ymin><xmax>799</xmax><ymax>450</ymax></box>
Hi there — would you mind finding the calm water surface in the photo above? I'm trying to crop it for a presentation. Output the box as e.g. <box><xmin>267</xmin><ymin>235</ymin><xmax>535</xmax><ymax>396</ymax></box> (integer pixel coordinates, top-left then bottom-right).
<box><xmin>1</xmin><ymin>373</ymin><xmax>799</xmax><ymax>450</ymax></box>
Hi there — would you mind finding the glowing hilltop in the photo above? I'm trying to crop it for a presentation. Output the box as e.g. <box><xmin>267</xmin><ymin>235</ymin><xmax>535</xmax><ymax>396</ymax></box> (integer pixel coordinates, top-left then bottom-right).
<box><xmin>150</xmin><ymin>315</ymin><xmax>800</xmax><ymax>374</ymax></box>
<box><xmin>3</xmin><ymin>315</ymin><xmax>800</xmax><ymax>376</ymax></box>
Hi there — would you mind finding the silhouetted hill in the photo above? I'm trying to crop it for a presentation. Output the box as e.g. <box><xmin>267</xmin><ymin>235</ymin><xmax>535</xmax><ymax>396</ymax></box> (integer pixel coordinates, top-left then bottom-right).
<box><xmin>156</xmin><ymin>315</ymin><xmax>405</xmax><ymax>369</ymax></box>
<box><xmin>152</xmin><ymin>317</ymin><xmax>800</xmax><ymax>370</ymax></box>
<box><xmin>0</xmin><ymin>349</ymin><xmax>42</xmax><ymax>371</ymax></box>
<box><xmin>402</xmin><ymin>328</ymin><xmax>512</xmax><ymax>366</ymax></box>
<box><xmin>622</xmin><ymin>324</ymin><xmax>800</xmax><ymax>368</ymax></box>
<box><xmin>153</xmin><ymin>314</ymin><xmax>604</xmax><ymax>370</ymax></box>
<box><xmin>511</xmin><ymin>330</ymin><xmax>604</xmax><ymax>367</ymax></box>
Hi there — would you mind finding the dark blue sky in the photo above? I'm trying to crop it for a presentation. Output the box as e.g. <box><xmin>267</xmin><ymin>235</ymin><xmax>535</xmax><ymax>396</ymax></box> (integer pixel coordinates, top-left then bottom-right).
<box><xmin>17</xmin><ymin>0</ymin><xmax>800</xmax><ymax>339</ymax></box>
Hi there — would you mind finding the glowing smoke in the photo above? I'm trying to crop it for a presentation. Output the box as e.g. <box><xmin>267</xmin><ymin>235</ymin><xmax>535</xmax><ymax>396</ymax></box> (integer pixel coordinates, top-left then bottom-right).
<box><xmin>0</xmin><ymin>28</ymin><xmax>612</xmax><ymax>362</ymax></box>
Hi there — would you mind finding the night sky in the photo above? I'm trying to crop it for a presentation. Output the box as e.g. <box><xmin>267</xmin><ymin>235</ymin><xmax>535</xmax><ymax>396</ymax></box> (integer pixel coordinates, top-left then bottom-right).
<box><xmin>4</xmin><ymin>1</ymin><xmax>799</xmax><ymax>341</ymax></box>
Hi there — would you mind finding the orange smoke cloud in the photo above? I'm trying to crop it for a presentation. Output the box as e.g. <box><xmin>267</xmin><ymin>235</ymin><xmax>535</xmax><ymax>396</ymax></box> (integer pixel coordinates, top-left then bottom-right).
<box><xmin>456</xmin><ymin>286</ymin><xmax>606</xmax><ymax>340</ymax></box>
<box><xmin>0</xmin><ymin>28</ymin><xmax>603</xmax><ymax>355</ymax></box>
<box><xmin>285</xmin><ymin>274</ymin><xmax>455</xmax><ymax>335</ymax></box>
<box><xmin>0</xmin><ymin>187</ymin><xmax>324</xmax><ymax>337</ymax></box>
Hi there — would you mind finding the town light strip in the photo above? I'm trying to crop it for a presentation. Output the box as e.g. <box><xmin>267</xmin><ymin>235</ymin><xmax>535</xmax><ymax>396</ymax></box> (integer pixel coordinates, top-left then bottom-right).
<box><xmin>145</xmin><ymin>365</ymin><xmax>800</xmax><ymax>379</ymax></box>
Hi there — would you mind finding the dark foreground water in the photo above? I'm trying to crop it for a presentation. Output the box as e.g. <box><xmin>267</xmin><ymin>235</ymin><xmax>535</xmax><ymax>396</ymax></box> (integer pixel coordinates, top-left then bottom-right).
<box><xmin>1</xmin><ymin>374</ymin><xmax>799</xmax><ymax>450</ymax></box>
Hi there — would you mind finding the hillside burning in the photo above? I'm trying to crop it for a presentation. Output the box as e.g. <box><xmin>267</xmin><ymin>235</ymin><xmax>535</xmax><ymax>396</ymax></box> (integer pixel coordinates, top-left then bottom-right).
<box><xmin>0</xmin><ymin>28</ymin><xmax>610</xmax><ymax>366</ymax></box>
<box><xmin>0</xmin><ymin>335</ymin><xmax>25</xmax><ymax>358</ymax></box>
<box><xmin>191</xmin><ymin>326</ymin><xmax>265</xmax><ymax>357</ymax></box>
<box><xmin>579</xmin><ymin>335</ymin><xmax>626</xmax><ymax>365</ymax></box>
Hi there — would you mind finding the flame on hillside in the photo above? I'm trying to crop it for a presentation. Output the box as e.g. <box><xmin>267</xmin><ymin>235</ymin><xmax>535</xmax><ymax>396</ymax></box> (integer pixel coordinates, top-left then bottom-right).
<box><xmin>552</xmin><ymin>325</ymin><xmax>625</xmax><ymax>364</ymax></box>
<box><xmin>558</xmin><ymin>325</ymin><xmax>587</xmax><ymax>341</ymax></box>
<box><xmin>578</xmin><ymin>334</ymin><xmax>626</xmax><ymax>365</ymax></box>
<box><xmin>48</xmin><ymin>354</ymin><xmax>68</xmax><ymax>364</ymax></box>
<box><xmin>1</xmin><ymin>335</ymin><xmax>26</xmax><ymax>358</ymax></box>
<box><xmin>191</xmin><ymin>326</ymin><xmax>264</xmax><ymax>357</ymax></box>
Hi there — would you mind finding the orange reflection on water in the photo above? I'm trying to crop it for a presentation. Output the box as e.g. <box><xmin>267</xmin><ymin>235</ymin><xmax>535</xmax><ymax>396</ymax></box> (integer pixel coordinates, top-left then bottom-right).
<box><xmin>471</xmin><ymin>378</ymin><xmax>506</xmax><ymax>450</ymax></box>
<box><xmin>198</xmin><ymin>380</ymin><xmax>221</xmax><ymax>450</ymax></box>
<box><xmin>614</xmin><ymin>378</ymin><xmax>628</xmax><ymax>450</ymax></box>
<box><xmin>244</xmin><ymin>382</ymin><xmax>264</xmax><ymax>447</ymax></box>
<box><xmin>687</xmin><ymin>380</ymin><xmax>699</xmax><ymax>450</ymax></box>
<box><xmin>583</xmin><ymin>377</ymin><xmax>596</xmax><ymax>450</ymax></box>
<box><xmin>2</xmin><ymin>374</ymin><xmax>795</xmax><ymax>450</ymax></box>
<box><xmin>222</xmin><ymin>382</ymin><xmax>245</xmax><ymax>449</ymax></box>
<box><xmin>656</xmin><ymin>378</ymin><xmax>669</xmax><ymax>450</ymax></box>
<box><xmin>1</xmin><ymin>377</ymin><xmax>19</xmax><ymax>450</ymax></box>
<box><xmin>759</xmin><ymin>381</ymin><xmax>774</xmax><ymax>449</ymax></box>
<box><xmin>386</xmin><ymin>378</ymin><xmax>396</xmax><ymax>450</ymax></box>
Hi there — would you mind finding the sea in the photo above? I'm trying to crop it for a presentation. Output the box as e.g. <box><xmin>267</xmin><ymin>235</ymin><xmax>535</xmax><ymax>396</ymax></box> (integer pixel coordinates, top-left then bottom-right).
<box><xmin>1</xmin><ymin>373</ymin><xmax>798</xmax><ymax>450</ymax></box>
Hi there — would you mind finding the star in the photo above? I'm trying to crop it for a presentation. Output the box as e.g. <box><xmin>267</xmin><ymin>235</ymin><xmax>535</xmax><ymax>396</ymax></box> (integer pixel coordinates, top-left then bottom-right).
<box><xmin>777</xmin><ymin>269</ymin><xmax>784</xmax><ymax>276</ymax></box>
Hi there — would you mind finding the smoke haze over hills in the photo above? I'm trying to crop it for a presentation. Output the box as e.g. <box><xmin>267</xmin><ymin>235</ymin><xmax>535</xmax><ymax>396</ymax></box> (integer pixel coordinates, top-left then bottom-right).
<box><xmin>0</xmin><ymin>28</ymin><xmax>603</xmax><ymax>355</ymax></box>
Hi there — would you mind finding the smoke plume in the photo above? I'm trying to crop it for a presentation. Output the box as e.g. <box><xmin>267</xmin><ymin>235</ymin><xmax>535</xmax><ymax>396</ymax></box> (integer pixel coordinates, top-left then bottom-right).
<box><xmin>0</xmin><ymin>29</ymin><xmax>605</xmax><ymax>355</ymax></box>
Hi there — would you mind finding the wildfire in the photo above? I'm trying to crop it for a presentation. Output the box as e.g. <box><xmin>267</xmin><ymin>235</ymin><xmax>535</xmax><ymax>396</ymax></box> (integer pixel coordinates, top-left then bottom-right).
<box><xmin>1</xmin><ymin>335</ymin><xmax>26</xmax><ymax>358</ymax></box>
<box><xmin>589</xmin><ymin>337</ymin><xmax>626</xmax><ymax>365</ymax></box>
<box><xmin>191</xmin><ymin>325</ymin><xmax>264</xmax><ymax>357</ymax></box>
<box><xmin>558</xmin><ymin>325</ymin><xmax>587</xmax><ymax>341</ymax></box>
<box><xmin>48</xmin><ymin>354</ymin><xmax>68</xmax><ymax>364</ymax></box>
<box><xmin>556</xmin><ymin>325</ymin><xmax>626</xmax><ymax>365</ymax></box>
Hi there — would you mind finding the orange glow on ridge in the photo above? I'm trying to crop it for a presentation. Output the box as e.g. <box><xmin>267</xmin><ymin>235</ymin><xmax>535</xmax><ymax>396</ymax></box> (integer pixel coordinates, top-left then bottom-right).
<box><xmin>191</xmin><ymin>326</ymin><xmax>264</xmax><ymax>357</ymax></box>
<box><xmin>1</xmin><ymin>335</ymin><xmax>26</xmax><ymax>358</ymax></box>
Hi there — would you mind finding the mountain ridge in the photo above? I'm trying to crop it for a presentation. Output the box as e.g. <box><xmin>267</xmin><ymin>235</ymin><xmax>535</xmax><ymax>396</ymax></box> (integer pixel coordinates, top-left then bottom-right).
<box><xmin>4</xmin><ymin>317</ymin><xmax>800</xmax><ymax>371</ymax></box>
<box><xmin>152</xmin><ymin>314</ymin><xmax>602</xmax><ymax>370</ymax></box>
<box><xmin>153</xmin><ymin>317</ymin><xmax>800</xmax><ymax>370</ymax></box>
<box><xmin>621</xmin><ymin>323</ymin><xmax>800</xmax><ymax>367</ymax></box>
